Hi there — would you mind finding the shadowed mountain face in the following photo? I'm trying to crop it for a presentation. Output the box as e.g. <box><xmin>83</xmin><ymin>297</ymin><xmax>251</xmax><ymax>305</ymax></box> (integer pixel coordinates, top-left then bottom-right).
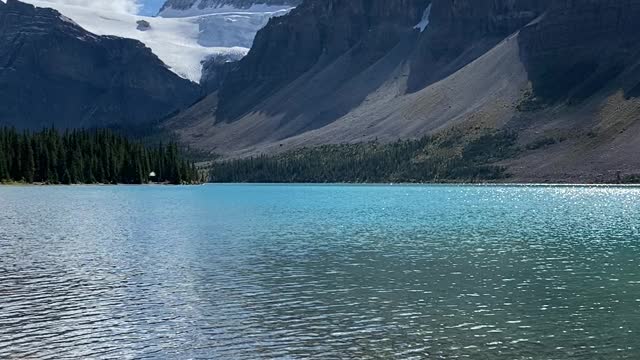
<box><xmin>0</xmin><ymin>0</ymin><xmax>201</xmax><ymax>130</ymax></box>
<box><xmin>518</xmin><ymin>0</ymin><xmax>640</xmax><ymax>103</ymax></box>
<box><xmin>408</xmin><ymin>0</ymin><xmax>552</xmax><ymax>91</ymax></box>
<box><xmin>216</xmin><ymin>0</ymin><xmax>556</xmax><ymax>122</ymax></box>
<box><xmin>217</xmin><ymin>0</ymin><xmax>430</xmax><ymax>121</ymax></box>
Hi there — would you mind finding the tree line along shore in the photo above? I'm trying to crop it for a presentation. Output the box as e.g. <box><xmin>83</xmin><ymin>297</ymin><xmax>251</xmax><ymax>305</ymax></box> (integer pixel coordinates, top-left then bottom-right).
<box><xmin>0</xmin><ymin>128</ymin><xmax>201</xmax><ymax>185</ymax></box>
<box><xmin>3</xmin><ymin>127</ymin><xmax>638</xmax><ymax>185</ymax></box>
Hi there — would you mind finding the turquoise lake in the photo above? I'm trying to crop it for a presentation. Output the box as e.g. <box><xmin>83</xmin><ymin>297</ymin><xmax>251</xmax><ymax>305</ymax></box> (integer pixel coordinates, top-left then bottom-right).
<box><xmin>1</xmin><ymin>184</ymin><xmax>639</xmax><ymax>359</ymax></box>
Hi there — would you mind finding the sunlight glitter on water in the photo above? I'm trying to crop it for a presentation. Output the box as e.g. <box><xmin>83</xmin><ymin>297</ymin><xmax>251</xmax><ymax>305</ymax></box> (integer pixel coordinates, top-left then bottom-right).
<box><xmin>0</xmin><ymin>184</ymin><xmax>639</xmax><ymax>359</ymax></box>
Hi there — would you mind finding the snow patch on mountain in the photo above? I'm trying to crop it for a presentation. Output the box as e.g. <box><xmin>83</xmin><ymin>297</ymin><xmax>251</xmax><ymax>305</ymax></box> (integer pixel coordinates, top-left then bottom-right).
<box><xmin>15</xmin><ymin>0</ymin><xmax>294</xmax><ymax>83</ymax></box>
<box><xmin>415</xmin><ymin>4</ymin><xmax>431</xmax><ymax>32</ymax></box>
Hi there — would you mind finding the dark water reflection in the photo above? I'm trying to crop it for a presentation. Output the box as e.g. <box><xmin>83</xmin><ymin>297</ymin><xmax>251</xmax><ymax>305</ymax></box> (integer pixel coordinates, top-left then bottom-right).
<box><xmin>1</xmin><ymin>185</ymin><xmax>639</xmax><ymax>359</ymax></box>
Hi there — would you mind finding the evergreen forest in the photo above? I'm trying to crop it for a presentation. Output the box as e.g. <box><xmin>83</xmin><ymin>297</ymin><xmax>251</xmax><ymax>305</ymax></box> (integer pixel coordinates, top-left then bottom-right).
<box><xmin>0</xmin><ymin>128</ymin><xmax>200</xmax><ymax>184</ymax></box>
<box><xmin>210</xmin><ymin>129</ymin><xmax>518</xmax><ymax>183</ymax></box>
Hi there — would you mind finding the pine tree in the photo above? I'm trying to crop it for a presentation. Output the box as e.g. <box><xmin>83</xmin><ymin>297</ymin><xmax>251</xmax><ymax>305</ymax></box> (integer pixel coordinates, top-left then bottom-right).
<box><xmin>62</xmin><ymin>169</ymin><xmax>72</xmax><ymax>185</ymax></box>
<box><xmin>0</xmin><ymin>156</ymin><xmax>8</xmax><ymax>181</ymax></box>
<box><xmin>22</xmin><ymin>135</ymin><xmax>35</xmax><ymax>183</ymax></box>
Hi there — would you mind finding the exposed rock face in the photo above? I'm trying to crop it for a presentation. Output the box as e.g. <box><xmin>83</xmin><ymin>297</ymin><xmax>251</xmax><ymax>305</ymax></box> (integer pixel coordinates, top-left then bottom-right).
<box><xmin>216</xmin><ymin>0</ymin><xmax>556</xmax><ymax>120</ymax></box>
<box><xmin>0</xmin><ymin>0</ymin><xmax>201</xmax><ymax>130</ymax></box>
<box><xmin>160</xmin><ymin>0</ymin><xmax>302</xmax><ymax>13</ymax></box>
<box><xmin>136</xmin><ymin>20</ymin><xmax>151</xmax><ymax>31</ymax></box>
<box><xmin>518</xmin><ymin>0</ymin><xmax>640</xmax><ymax>102</ymax></box>
<box><xmin>408</xmin><ymin>0</ymin><xmax>551</xmax><ymax>90</ymax></box>
<box><xmin>217</xmin><ymin>0</ymin><xmax>430</xmax><ymax>120</ymax></box>
<box><xmin>200</xmin><ymin>53</ymin><xmax>243</xmax><ymax>93</ymax></box>
<box><xmin>212</xmin><ymin>0</ymin><xmax>564</xmax><ymax>124</ymax></box>
<box><xmin>427</xmin><ymin>0</ymin><xmax>549</xmax><ymax>36</ymax></box>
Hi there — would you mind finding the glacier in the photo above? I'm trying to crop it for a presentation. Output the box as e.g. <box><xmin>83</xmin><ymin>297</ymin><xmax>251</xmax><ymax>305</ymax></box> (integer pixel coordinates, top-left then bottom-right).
<box><xmin>12</xmin><ymin>0</ymin><xmax>294</xmax><ymax>83</ymax></box>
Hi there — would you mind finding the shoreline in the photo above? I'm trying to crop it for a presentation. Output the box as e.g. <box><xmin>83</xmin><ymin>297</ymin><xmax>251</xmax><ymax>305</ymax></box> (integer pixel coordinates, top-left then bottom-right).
<box><xmin>207</xmin><ymin>182</ymin><xmax>640</xmax><ymax>187</ymax></box>
<box><xmin>0</xmin><ymin>182</ymin><xmax>203</xmax><ymax>187</ymax></box>
<box><xmin>4</xmin><ymin>182</ymin><xmax>639</xmax><ymax>188</ymax></box>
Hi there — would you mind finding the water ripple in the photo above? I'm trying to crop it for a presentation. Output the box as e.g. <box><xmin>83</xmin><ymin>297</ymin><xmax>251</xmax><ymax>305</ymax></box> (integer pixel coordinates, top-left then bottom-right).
<box><xmin>0</xmin><ymin>185</ymin><xmax>639</xmax><ymax>359</ymax></box>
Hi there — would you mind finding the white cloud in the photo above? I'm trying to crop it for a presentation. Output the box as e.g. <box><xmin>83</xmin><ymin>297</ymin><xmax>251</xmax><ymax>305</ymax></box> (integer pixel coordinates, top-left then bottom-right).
<box><xmin>30</xmin><ymin>0</ymin><xmax>141</xmax><ymax>14</ymax></box>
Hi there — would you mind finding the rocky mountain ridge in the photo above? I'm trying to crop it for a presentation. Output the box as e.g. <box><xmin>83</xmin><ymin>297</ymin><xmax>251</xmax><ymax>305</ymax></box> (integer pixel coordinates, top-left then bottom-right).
<box><xmin>160</xmin><ymin>0</ymin><xmax>302</xmax><ymax>12</ymax></box>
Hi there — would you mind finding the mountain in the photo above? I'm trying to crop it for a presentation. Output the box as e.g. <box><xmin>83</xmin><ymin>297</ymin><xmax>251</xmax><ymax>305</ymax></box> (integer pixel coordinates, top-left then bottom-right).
<box><xmin>216</xmin><ymin>0</ymin><xmax>429</xmax><ymax>120</ymax></box>
<box><xmin>18</xmin><ymin>0</ymin><xmax>298</xmax><ymax>83</ymax></box>
<box><xmin>0</xmin><ymin>0</ymin><xmax>201</xmax><ymax>130</ymax></box>
<box><xmin>169</xmin><ymin>0</ymin><xmax>640</xmax><ymax>182</ymax></box>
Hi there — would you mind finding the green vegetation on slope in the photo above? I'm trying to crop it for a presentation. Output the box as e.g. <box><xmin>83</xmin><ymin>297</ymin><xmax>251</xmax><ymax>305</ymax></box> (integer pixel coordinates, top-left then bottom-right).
<box><xmin>210</xmin><ymin>128</ymin><xmax>518</xmax><ymax>183</ymax></box>
<box><xmin>0</xmin><ymin>128</ymin><xmax>200</xmax><ymax>185</ymax></box>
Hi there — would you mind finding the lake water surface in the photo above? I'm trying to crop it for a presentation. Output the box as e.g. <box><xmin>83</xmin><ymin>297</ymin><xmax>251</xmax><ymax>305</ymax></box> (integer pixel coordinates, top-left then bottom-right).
<box><xmin>1</xmin><ymin>184</ymin><xmax>640</xmax><ymax>359</ymax></box>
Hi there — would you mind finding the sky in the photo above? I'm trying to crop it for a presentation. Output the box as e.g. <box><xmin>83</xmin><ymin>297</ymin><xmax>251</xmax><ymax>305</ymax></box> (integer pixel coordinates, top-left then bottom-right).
<box><xmin>139</xmin><ymin>0</ymin><xmax>165</xmax><ymax>15</ymax></box>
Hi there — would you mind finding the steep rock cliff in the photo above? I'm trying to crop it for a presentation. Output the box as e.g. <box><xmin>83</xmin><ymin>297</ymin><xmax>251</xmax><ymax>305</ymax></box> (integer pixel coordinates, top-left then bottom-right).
<box><xmin>408</xmin><ymin>0</ymin><xmax>551</xmax><ymax>90</ymax></box>
<box><xmin>200</xmin><ymin>53</ymin><xmax>243</xmax><ymax>93</ymax></box>
<box><xmin>217</xmin><ymin>0</ymin><xmax>430</xmax><ymax>120</ymax></box>
<box><xmin>518</xmin><ymin>0</ymin><xmax>640</xmax><ymax>102</ymax></box>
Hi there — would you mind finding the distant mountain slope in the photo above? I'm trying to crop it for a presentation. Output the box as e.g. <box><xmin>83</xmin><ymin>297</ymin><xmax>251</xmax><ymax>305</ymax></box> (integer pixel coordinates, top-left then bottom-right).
<box><xmin>169</xmin><ymin>0</ymin><xmax>640</xmax><ymax>182</ymax></box>
<box><xmin>0</xmin><ymin>0</ymin><xmax>201</xmax><ymax>130</ymax></box>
